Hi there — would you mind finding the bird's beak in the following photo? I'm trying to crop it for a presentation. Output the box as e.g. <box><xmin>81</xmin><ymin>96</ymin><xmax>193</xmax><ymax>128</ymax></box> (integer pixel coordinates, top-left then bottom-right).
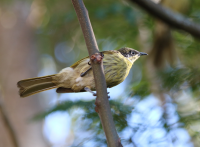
<box><xmin>139</xmin><ymin>52</ymin><xmax>148</xmax><ymax>56</ymax></box>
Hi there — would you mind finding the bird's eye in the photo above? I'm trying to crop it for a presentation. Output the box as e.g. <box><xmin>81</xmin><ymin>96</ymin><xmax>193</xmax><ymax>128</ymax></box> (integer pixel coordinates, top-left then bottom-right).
<box><xmin>129</xmin><ymin>51</ymin><xmax>135</xmax><ymax>55</ymax></box>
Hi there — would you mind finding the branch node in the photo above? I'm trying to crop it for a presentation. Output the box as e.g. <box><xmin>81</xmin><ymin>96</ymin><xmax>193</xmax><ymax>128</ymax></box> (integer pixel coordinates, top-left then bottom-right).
<box><xmin>95</xmin><ymin>99</ymin><xmax>101</xmax><ymax>113</ymax></box>
<box><xmin>95</xmin><ymin>106</ymin><xmax>99</xmax><ymax>113</ymax></box>
<box><xmin>90</xmin><ymin>52</ymin><xmax>104</xmax><ymax>64</ymax></box>
<box><xmin>95</xmin><ymin>99</ymin><xmax>101</xmax><ymax>106</ymax></box>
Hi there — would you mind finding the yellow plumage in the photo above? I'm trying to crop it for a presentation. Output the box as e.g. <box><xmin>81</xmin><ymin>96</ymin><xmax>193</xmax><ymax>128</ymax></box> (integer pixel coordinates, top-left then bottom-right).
<box><xmin>103</xmin><ymin>50</ymin><xmax>133</xmax><ymax>88</ymax></box>
<box><xmin>17</xmin><ymin>47</ymin><xmax>147</xmax><ymax>97</ymax></box>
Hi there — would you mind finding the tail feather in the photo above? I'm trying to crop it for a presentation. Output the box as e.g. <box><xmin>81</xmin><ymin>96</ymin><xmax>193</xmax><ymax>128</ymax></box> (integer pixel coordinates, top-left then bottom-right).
<box><xmin>17</xmin><ymin>75</ymin><xmax>57</xmax><ymax>98</ymax></box>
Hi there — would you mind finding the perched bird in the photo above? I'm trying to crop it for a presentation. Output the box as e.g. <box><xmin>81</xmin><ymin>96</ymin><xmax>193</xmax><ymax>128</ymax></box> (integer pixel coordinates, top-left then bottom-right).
<box><xmin>17</xmin><ymin>47</ymin><xmax>147</xmax><ymax>97</ymax></box>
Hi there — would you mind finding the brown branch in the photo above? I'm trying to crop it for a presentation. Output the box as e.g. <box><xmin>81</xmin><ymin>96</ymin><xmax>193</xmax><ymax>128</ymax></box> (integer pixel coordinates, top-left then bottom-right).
<box><xmin>129</xmin><ymin>0</ymin><xmax>200</xmax><ymax>38</ymax></box>
<box><xmin>71</xmin><ymin>0</ymin><xmax>122</xmax><ymax>146</ymax></box>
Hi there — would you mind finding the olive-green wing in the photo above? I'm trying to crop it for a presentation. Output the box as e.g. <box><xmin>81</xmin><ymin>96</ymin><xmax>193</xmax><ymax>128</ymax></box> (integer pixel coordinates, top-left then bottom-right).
<box><xmin>70</xmin><ymin>56</ymin><xmax>89</xmax><ymax>69</ymax></box>
<box><xmin>102</xmin><ymin>50</ymin><xmax>119</xmax><ymax>55</ymax></box>
<box><xmin>70</xmin><ymin>50</ymin><xmax>118</xmax><ymax>69</ymax></box>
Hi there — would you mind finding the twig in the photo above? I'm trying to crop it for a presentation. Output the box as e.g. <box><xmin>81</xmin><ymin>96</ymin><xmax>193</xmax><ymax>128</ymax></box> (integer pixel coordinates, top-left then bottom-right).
<box><xmin>71</xmin><ymin>0</ymin><xmax>122</xmax><ymax>146</ymax></box>
<box><xmin>129</xmin><ymin>0</ymin><xmax>200</xmax><ymax>38</ymax></box>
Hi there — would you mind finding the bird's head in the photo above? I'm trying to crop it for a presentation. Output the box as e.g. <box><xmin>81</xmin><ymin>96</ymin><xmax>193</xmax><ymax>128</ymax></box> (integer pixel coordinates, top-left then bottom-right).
<box><xmin>118</xmin><ymin>47</ymin><xmax>148</xmax><ymax>63</ymax></box>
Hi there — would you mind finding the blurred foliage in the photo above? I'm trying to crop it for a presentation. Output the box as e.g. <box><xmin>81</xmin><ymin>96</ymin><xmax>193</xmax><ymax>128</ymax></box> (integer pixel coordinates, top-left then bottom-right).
<box><xmin>33</xmin><ymin>100</ymin><xmax>133</xmax><ymax>146</ymax></box>
<box><xmin>160</xmin><ymin>67</ymin><xmax>200</xmax><ymax>94</ymax></box>
<box><xmin>131</xmin><ymin>80</ymin><xmax>151</xmax><ymax>98</ymax></box>
<box><xmin>33</xmin><ymin>100</ymin><xmax>132</xmax><ymax>131</ymax></box>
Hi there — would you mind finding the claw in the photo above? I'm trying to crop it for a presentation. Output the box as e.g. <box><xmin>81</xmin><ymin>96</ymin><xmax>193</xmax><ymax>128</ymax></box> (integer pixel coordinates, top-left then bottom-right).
<box><xmin>84</xmin><ymin>87</ymin><xmax>110</xmax><ymax>99</ymax></box>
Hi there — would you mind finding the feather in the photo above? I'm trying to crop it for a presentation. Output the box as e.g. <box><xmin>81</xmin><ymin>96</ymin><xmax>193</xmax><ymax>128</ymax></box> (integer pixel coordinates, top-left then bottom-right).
<box><xmin>17</xmin><ymin>75</ymin><xmax>57</xmax><ymax>97</ymax></box>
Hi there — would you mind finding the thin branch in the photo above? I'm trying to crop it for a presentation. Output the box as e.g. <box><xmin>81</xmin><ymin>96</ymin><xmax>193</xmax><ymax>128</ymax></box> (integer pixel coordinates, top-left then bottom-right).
<box><xmin>71</xmin><ymin>0</ymin><xmax>122</xmax><ymax>147</ymax></box>
<box><xmin>129</xmin><ymin>0</ymin><xmax>200</xmax><ymax>38</ymax></box>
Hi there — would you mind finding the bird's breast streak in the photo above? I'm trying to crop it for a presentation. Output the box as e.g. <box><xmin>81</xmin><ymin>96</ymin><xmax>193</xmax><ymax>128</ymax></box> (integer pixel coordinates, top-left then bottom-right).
<box><xmin>103</xmin><ymin>53</ymin><xmax>132</xmax><ymax>88</ymax></box>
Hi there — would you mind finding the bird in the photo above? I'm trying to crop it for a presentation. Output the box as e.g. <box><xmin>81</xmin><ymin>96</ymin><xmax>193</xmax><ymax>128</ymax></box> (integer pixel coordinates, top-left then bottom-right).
<box><xmin>17</xmin><ymin>47</ymin><xmax>147</xmax><ymax>97</ymax></box>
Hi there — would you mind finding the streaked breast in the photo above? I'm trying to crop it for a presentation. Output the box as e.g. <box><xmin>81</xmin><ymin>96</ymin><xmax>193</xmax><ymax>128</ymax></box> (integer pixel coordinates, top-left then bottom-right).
<box><xmin>103</xmin><ymin>52</ymin><xmax>132</xmax><ymax>88</ymax></box>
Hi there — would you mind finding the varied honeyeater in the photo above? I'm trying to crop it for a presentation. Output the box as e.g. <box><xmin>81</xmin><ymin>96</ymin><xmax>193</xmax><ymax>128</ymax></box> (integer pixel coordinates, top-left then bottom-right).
<box><xmin>17</xmin><ymin>47</ymin><xmax>147</xmax><ymax>97</ymax></box>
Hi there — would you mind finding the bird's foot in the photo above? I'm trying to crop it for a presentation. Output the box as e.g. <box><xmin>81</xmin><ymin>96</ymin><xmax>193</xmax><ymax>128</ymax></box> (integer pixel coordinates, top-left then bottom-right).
<box><xmin>84</xmin><ymin>87</ymin><xmax>110</xmax><ymax>99</ymax></box>
<box><xmin>90</xmin><ymin>52</ymin><xmax>104</xmax><ymax>63</ymax></box>
<box><xmin>93</xmin><ymin>92</ymin><xmax>110</xmax><ymax>99</ymax></box>
<box><xmin>80</xmin><ymin>61</ymin><xmax>93</xmax><ymax>77</ymax></box>
<box><xmin>93</xmin><ymin>93</ymin><xmax>110</xmax><ymax>99</ymax></box>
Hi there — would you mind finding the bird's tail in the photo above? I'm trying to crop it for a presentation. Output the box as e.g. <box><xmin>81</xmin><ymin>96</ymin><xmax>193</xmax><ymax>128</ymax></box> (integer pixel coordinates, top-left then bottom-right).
<box><xmin>17</xmin><ymin>74</ymin><xmax>57</xmax><ymax>98</ymax></box>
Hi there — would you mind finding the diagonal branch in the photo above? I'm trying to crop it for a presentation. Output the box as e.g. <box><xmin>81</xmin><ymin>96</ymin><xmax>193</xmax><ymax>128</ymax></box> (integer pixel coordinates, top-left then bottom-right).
<box><xmin>71</xmin><ymin>0</ymin><xmax>122</xmax><ymax>146</ymax></box>
<box><xmin>129</xmin><ymin>0</ymin><xmax>200</xmax><ymax>38</ymax></box>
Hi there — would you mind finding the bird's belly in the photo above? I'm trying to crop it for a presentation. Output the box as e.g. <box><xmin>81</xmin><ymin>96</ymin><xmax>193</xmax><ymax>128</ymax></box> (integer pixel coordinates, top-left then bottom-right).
<box><xmin>104</xmin><ymin>65</ymin><xmax>130</xmax><ymax>88</ymax></box>
<box><xmin>56</xmin><ymin>66</ymin><xmax>95</xmax><ymax>91</ymax></box>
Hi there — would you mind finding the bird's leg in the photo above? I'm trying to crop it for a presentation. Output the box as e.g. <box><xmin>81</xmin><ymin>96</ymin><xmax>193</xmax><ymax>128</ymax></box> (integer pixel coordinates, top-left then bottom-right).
<box><xmin>84</xmin><ymin>86</ymin><xmax>96</xmax><ymax>96</ymax></box>
<box><xmin>80</xmin><ymin>66</ymin><xmax>92</xmax><ymax>77</ymax></box>
<box><xmin>80</xmin><ymin>61</ymin><xmax>92</xmax><ymax>77</ymax></box>
<box><xmin>90</xmin><ymin>52</ymin><xmax>104</xmax><ymax>63</ymax></box>
<box><xmin>84</xmin><ymin>87</ymin><xmax>110</xmax><ymax>99</ymax></box>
